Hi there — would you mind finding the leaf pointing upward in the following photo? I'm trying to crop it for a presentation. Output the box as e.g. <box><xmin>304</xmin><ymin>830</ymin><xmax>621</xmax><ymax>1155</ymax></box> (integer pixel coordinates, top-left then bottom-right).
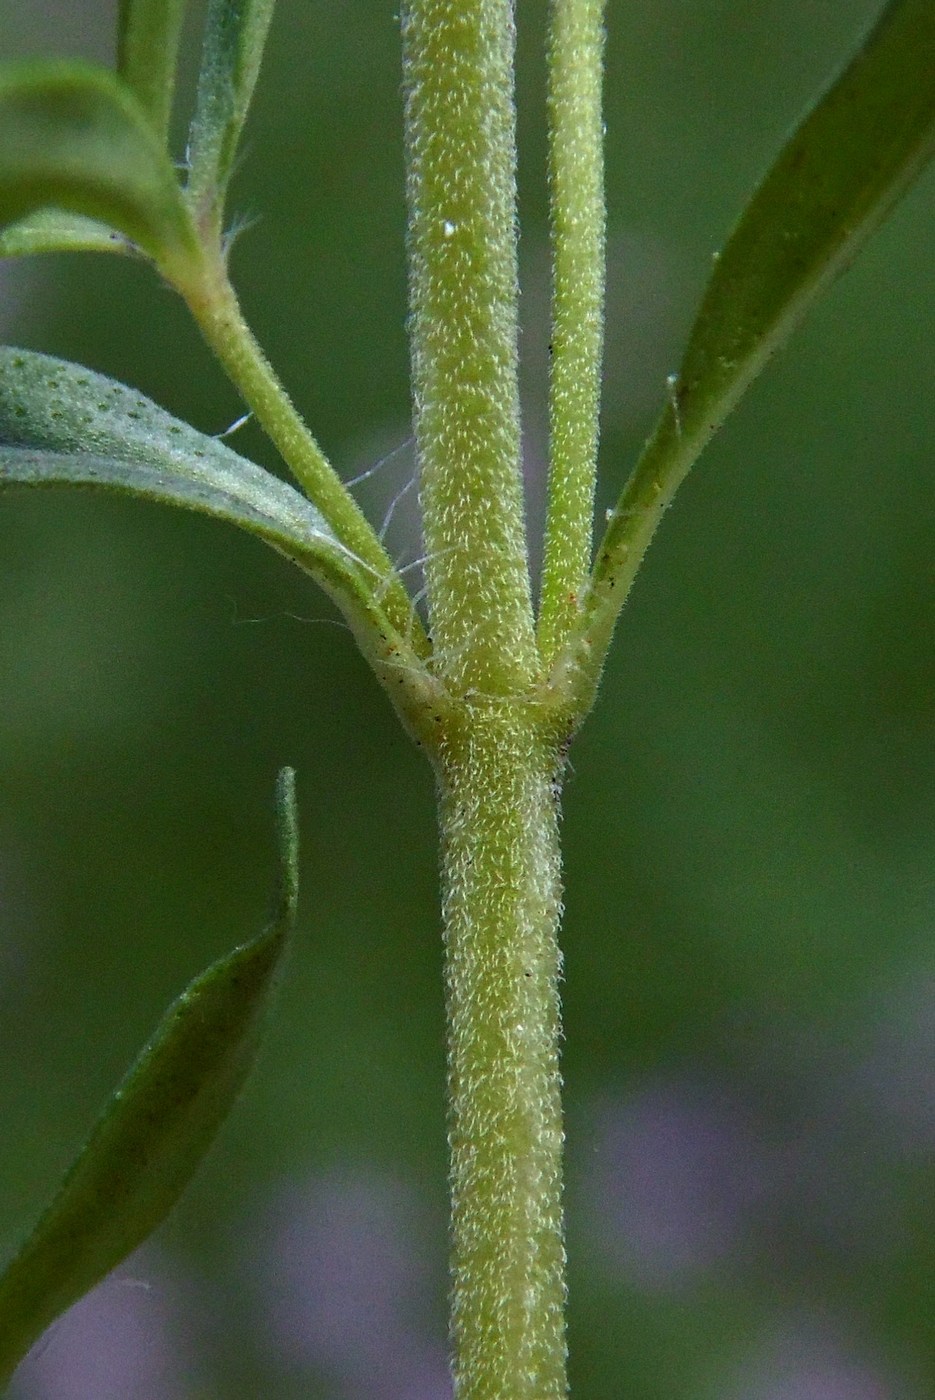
<box><xmin>186</xmin><ymin>0</ymin><xmax>277</xmax><ymax>228</ymax></box>
<box><xmin>583</xmin><ymin>0</ymin><xmax>935</xmax><ymax>674</ymax></box>
<box><xmin>0</xmin><ymin>769</ymin><xmax>299</xmax><ymax>1390</ymax></box>
<box><xmin>0</xmin><ymin>346</ymin><xmax>442</xmax><ymax>742</ymax></box>
<box><xmin>118</xmin><ymin>0</ymin><xmax>189</xmax><ymax>142</ymax></box>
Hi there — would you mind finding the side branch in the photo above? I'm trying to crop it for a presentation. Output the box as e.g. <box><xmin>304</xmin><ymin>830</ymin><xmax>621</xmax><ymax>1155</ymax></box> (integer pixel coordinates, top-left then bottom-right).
<box><xmin>538</xmin><ymin>0</ymin><xmax>607</xmax><ymax>667</ymax></box>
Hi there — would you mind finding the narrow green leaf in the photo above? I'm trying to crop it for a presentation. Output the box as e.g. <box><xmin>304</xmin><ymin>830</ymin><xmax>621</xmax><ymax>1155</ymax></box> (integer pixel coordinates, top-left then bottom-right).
<box><xmin>186</xmin><ymin>0</ymin><xmax>277</xmax><ymax>230</ymax></box>
<box><xmin>671</xmin><ymin>0</ymin><xmax>935</xmax><ymax>450</ymax></box>
<box><xmin>578</xmin><ymin>0</ymin><xmax>935</xmax><ymax>702</ymax></box>
<box><xmin>0</xmin><ymin>209</ymin><xmax>132</xmax><ymax>259</ymax></box>
<box><xmin>0</xmin><ymin>62</ymin><xmax>199</xmax><ymax>274</ymax></box>
<box><xmin>0</xmin><ymin>768</ymin><xmax>298</xmax><ymax>1389</ymax></box>
<box><xmin>0</xmin><ymin>347</ymin><xmax>445</xmax><ymax>742</ymax></box>
<box><xmin>0</xmin><ymin>346</ymin><xmax>382</xmax><ymax>622</ymax></box>
<box><xmin>117</xmin><ymin>0</ymin><xmax>188</xmax><ymax>142</ymax></box>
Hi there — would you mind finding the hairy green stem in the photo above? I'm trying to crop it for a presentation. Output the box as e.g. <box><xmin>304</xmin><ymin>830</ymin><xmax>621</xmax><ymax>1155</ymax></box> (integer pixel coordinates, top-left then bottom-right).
<box><xmin>180</xmin><ymin>259</ymin><xmax>427</xmax><ymax>653</ymax></box>
<box><xmin>539</xmin><ymin>0</ymin><xmax>607</xmax><ymax>666</ymax></box>
<box><xmin>436</xmin><ymin>701</ymin><xmax>567</xmax><ymax>1399</ymax></box>
<box><xmin>403</xmin><ymin>1</ymin><xmax>570</xmax><ymax>1390</ymax></box>
<box><xmin>402</xmin><ymin>0</ymin><xmax>537</xmax><ymax>696</ymax></box>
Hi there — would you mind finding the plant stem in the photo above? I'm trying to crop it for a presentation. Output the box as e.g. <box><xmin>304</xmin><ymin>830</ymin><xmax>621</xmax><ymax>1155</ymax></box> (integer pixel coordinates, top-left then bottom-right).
<box><xmin>403</xmin><ymin>0</ymin><xmax>571</xmax><ymax>1389</ymax></box>
<box><xmin>538</xmin><ymin>0</ymin><xmax>607</xmax><ymax>667</ymax></box>
<box><xmin>179</xmin><ymin>258</ymin><xmax>428</xmax><ymax>653</ymax></box>
<box><xmin>436</xmin><ymin>699</ymin><xmax>567</xmax><ymax>1398</ymax></box>
<box><xmin>402</xmin><ymin>0</ymin><xmax>537</xmax><ymax>697</ymax></box>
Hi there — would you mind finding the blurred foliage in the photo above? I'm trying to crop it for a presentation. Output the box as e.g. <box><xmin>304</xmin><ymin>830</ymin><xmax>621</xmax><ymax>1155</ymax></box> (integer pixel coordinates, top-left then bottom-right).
<box><xmin>1</xmin><ymin>1</ymin><xmax>933</xmax><ymax>1396</ymax></box>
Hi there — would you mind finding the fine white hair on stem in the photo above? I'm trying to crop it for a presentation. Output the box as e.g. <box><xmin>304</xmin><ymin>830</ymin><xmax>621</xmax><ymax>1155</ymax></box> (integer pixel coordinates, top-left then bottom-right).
<box><xmin>214</xmin><ymin>411</ymin><xmax>252</xmax><ymax>439</ymax></box>
<box><xmin>394</xmin><ymin>547</ymin><xmax>455</xmax><ymax>581</ymax></box>
<box><xmin>428</xmin><ymin>599</ymin><xmax>550</xmax><ymax>698</ymax></box>
<box><xmin>226</xmin><ymin>596</ymin><xmax>352</xmax><ymax>633</ymax></box>
<box><xmin>344</xmin><ymin>434</ymin><xmax>415</xmax><ymax>488</ymax></box>
<box><xmin>377</xmin><ymin>638</ymin><xmax>437</xmax><ymax>681</ymax></box>
<box><xmin>373</xmin><ymin>550</ymin><xmax>422</xmax><ymax>605</ymax></box>
<box><xmin>604</xmin><ymin>502</ymin><xmax>651</xmax><ymax>524</ymax></box>
<box><xmin>221</xmin><ymin>209</ymin><xmax>261</xmax><ymax>257</ymax></box>
<box><xmin>379</xmin><ymin>468</ymin><xmax>418</xmax><ymax>541</ymax></box>
<box><xmin>370</xmin><ymin>544</ymin><xmax>460</xmax><ymax>607</ymax></box>
<box><xmin>406</xmin><ymin>583</ymin><xmax>430</xmax><ymax>637</ymax></box>
<box><xmin>282</xmin><ymin>613</ymin><xmax>352</xmax><ymax>631</ymax></box>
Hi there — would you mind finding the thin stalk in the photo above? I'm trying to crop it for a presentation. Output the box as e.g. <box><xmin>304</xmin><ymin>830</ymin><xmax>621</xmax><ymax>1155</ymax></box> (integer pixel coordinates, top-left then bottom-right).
<box><xmin>548</xmin><ymin>407</ymin><xmax>695</xmax><ymax>722</ymax></box>
<box><xmin>179</xmin><ymin>257</ymin><xmax>428</xmax><ymax>654</ymax></box>
<box><xmin>436</xmin><ymin>701</ymin><xmax>567</xmax><ymax>1399</ymax></box>
<box><xmin>402</xmin><ymin>0</ymin><xmax>537</xmax><ymax>696</ymax></box>
<box><xmin>538</xmin><ymin>0</ymin><xmax>606</xmax><ymax>666</ymax></box>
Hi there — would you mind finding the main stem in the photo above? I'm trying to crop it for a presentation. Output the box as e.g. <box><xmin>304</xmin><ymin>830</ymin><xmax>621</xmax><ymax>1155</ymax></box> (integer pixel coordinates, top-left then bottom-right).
<box><xmin>403</xmin><ymin>0</ymin><xmax>573</xmax><ymax>1390</ymax></box>
<box><xmin>436</xmin><ymin>701</ymin><xmax>567</xmax><ymax>1398</ymax></box>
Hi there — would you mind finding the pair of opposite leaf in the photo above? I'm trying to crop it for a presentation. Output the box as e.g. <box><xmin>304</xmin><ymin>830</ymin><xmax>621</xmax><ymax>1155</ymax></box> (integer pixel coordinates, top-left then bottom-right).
<box><xmin>1</xmin><ymin>0</ymin><xmax>933</xmax><ymax>696</ymax></box>
<box><xmin>0</xmin><ymin>0</ymin><xmax>933</xmax><ymax>1386</ymax></box>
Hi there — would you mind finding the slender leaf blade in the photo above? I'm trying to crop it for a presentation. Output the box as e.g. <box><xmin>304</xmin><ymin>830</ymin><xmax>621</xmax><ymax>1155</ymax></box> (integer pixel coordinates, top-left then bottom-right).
<box><xmin>0</xmin><ymin>346</ymin><xmax>378</xmax><ymax>617</ymax></box>
<box><xmin>675</xmin><ymin>0</ymin><xmax>935</xmax><ymax>444</ymax></box>
<box><xmin>0</xmin><ymin>348</ymin><xmax>442</xmax><ymax>738</ymax></box>
<box><xmin>0</xmin><ymin>61</ymin><xmax>198</xmax><ymax>272</ymax></box>
<box><xmin>117</xmin><ymin>0</ymin><xmax>188</xmax><ymax>141</ymax></box>
<box><xmin>186</xmin><ymin>0</ymin><xmax>277</xmax><ymax>223</ymax></box>
<box><xmin>0</xmin><ymin>768</ymin><xmax>298</xmax><ymax>1388</ymax></box>
<box><xmin>0</xmin><ymin>209</ymin><xmax>132</xmax><ymax>259</ymax></box>
<box><xmin>582</xmin><ymin>0</ymin><xmax>935</xmax><ymax>696</ymax></box>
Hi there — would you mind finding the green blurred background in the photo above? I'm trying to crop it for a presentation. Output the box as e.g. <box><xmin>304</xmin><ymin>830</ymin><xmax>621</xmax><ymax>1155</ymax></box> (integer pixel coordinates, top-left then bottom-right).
<box><xmin>2</xmin><ymin>1</ymin><xmax>933</xmax><ymax>1396</ymax></box>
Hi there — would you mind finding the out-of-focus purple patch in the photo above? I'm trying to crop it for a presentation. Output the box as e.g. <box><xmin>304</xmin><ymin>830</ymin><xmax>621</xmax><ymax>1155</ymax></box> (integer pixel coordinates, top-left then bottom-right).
<box><xmin>580</xmin><ymin>1078</ymin><xmax>775</xmax><ymax>1289</ymax></box>
<box><xmin>723</xmin><ymin>1315</ymin><xmax>898</xmax><ymax>1400</ymax></box>
<box><xmin>9</xmin><ymin>1247</ymin><xmax>199</xmax><ymax>1400</ymax></box>
<box><xmin>859</xmin><ymin>961</ymin><xmax>935</xmax><ymax>1152</ymax></box>
<box><xmin>255</xmin><ymin>1168</ymin><xmax>451</xmax><ymax>1400</ymax></box>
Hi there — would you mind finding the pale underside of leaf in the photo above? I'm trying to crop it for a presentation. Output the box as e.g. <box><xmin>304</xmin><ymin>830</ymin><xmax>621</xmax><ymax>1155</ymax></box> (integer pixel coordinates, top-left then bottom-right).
<box><xmin>0</xmin><ymin>768</ymin><xmax>298</xmax><ymax>1389</ymax></box>
<box><xmin>578</xmin><ymin>0</ymin><xmax>935</xmax><ymax>690</ymax></box>
<box><xmin>0</xmin><ymin>209</ymin><xmax>132</xmax><ymax>259</ymax></box>
<box><xmin>0</xmin><ymin>346</ymin><xmax>389</xmax><ymax>629</ymax></box>
<box><xmin>0</xmin><ymin>346</ymin><xmax>446</xmax><ymax>743</ymax></box>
